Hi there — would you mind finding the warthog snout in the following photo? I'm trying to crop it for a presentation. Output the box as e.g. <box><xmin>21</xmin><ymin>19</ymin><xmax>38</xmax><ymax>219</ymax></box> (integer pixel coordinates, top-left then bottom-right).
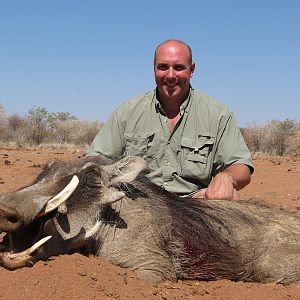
<box><xmin>0</xmin><ymin>204</ymin><xmax>23</xmax><ymax>232</ymax></box>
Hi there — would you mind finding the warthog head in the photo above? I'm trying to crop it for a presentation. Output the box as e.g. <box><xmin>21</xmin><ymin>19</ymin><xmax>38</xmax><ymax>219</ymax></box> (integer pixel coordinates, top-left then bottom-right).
<box><xmin>0</xmin><ymin>155</ymin><xmax>147</xmax><ymax>270</ymax></box>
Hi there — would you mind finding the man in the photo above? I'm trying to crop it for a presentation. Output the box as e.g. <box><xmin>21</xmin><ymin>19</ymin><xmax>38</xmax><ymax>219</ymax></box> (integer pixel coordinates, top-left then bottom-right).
<box><xmin>87</xmin><ymin>39</ymin><xmax>253</xmax><ymax>200</ymax></box>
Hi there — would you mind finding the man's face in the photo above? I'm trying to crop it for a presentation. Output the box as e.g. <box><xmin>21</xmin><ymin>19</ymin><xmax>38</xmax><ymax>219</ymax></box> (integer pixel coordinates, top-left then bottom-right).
<box><xmin>154</xmin><ymin>42</ymin><xmax>195</xmax><ymax>103</ymax></box>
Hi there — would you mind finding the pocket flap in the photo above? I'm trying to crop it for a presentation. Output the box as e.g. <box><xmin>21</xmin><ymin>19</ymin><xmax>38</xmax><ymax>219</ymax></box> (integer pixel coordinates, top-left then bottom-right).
<box><xmin>181</xmin><ymin>136</ymin><xmax>214</xmax><ymax>150</ymax></box>
<box><xmin>124</xmin><ymin>132</ymin><xmax>154</xmax><ymax>142</ymax></box>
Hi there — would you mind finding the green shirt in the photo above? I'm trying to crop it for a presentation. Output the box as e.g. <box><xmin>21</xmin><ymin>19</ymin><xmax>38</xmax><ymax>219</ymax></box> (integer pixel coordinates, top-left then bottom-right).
<box><xmin>87</xmin><ymin>88</ymin><xmax>254</xmax><ymax>194</ymax></box>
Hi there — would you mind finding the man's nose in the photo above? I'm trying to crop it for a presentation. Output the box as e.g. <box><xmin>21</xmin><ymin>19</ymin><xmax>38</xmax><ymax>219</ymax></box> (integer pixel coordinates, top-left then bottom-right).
<box><xmin>166</xmin><ymin>67</ymin><xmax>175</xmax><ymax>78</ymax></box>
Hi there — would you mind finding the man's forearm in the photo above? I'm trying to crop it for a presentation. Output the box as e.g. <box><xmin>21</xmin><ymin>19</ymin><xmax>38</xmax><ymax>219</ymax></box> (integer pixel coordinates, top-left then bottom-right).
<box><xmin>223</xmin><ymin>163</ymin><xmax>252</xmax><ymax>191</ymax></box>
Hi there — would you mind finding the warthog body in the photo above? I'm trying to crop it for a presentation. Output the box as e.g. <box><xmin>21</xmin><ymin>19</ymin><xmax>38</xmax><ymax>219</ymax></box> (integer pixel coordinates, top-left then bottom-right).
<box><xmin>0</xmin><ymin>156</ymin><xmax>300</xmax><ymax>283</ymax></box>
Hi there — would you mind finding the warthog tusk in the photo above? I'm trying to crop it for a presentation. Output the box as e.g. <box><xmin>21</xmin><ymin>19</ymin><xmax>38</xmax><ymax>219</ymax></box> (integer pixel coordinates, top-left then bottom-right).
<box><xmin>7</xmin><ymin>236</ymin><xmax>52</xmax><ymax>259</ymax></box>
<box><xmin>45</xmin><ymin>175</ymin><xmax>79</xmax><ymax>212</ymax></box>
<box><xmin>37</xmin><ymin>175</ymin><xmax>79</xmax><ymax>217</ymax></box>
<box><xmin>26</xmin><ymin>235</ymin><xmax>52</xmax><ymax>255</ymax></box>
<box><xmin>0</xmin><ymin>236</ymin><xmax>52</xmax><ymax>269</ymax></box>
<box><xmin>85</xmin><ymin>221</ymin><xmax>101</xmax><ymax>238</ymax></box>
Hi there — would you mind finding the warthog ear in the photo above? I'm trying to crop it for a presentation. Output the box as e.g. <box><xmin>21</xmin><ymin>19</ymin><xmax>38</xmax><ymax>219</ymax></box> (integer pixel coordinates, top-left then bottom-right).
<box><xmin>77</xmin><ymin>162</ymin><xmax>103</xmax><ymax>186</ymax></box>
<box><xmin>78</xmin><ymin>161</ymin><xmax>129</xmax><ymax>205</ymax></box>
<box><xmin>104</xmin><ymin>156</ymin><xmax>148</xmax><ymax>184</ymax></box>
<box><xmin>80</xmin><ymin>162</ymin><xmax>99</xmax><ymax>171</ymax></box>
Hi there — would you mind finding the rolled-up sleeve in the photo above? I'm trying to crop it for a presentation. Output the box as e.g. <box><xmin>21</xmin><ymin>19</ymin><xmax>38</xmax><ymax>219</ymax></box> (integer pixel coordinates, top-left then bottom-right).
<box><xmin>213</xmin><ymin>112</ymin><xmax>254</xmax><ymax>175</ymax></box>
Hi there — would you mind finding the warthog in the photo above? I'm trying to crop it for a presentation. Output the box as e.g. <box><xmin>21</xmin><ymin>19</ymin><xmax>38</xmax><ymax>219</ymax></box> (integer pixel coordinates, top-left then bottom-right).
<box><xmin>0</xmin><ymin>155</ymin><xmax>300</xmax><ymax>284</ymax></box>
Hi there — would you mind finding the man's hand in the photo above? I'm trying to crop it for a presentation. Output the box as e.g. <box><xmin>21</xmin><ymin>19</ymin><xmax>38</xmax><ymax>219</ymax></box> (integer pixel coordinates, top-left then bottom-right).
<box><xmin>192</xmin><ymin>172</ymin><xmax>239</xmax><ymax>200</ymax></box>
<box><xmin>192</xmin><ymin>164</ymin><xmax>251</xmax><ymax>200</ymax></box>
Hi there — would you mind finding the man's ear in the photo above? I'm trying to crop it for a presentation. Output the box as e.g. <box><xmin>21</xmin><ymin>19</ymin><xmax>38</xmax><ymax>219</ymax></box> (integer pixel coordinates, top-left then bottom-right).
<box><xmin>190</xmin><ymin>62</ymin><xmax>195</xmax><ymax>78</ymax></box>
<box><xmin>104</xmin><ymin>156</ymin><xmax>148</xmax><ymax>184</ymax></box>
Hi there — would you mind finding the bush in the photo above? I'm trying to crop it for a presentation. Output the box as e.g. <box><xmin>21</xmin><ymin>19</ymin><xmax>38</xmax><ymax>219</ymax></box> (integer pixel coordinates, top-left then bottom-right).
<box><xmin>50</xmin><ymin>119</ymin><xmax>101</xmax><ymax>145</ymax></box>
<box><xmin>25</xmin><ymin>107</ymin><xmax>53</xmax><ymax>145</ymax></box>
<box><xmin>0</xmin><ymin>103</ymin><xmax>298</xmax><ymax>156</ymax></box>
<box><xmin>6</xmin><ymin>114</ymin><xmax>28</xmax><ymax>147</ymax></box>
<box><xmin>0</xmin><ymin>105</ymin><xmax>6</xmax><ymax>140</ymax></box>
<box><xmin>243</xmin><ymin>119</ymin><xmax>299</xmax><ymax>156</ymax></box>
<box><xmin>241</xmin><ymin>123</ymin><xmax>267</xmax><ymax>153</ymax></box>
<box><xmin>265</xmin><ymin>119</ymin><xmax>298</xmax><ymax>156</ymax></box>
<box><xmin>0</xmin><ymin>105</ymin><xmax>102</xmax><ymax>147</ymax></box>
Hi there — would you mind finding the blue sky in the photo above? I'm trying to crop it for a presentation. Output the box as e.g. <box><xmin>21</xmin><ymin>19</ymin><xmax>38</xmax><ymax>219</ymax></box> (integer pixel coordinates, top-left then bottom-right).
<box><xmin>0</xmin><ymin>0</ymin><xmax>299</xmax><ymax>127</ymax></box>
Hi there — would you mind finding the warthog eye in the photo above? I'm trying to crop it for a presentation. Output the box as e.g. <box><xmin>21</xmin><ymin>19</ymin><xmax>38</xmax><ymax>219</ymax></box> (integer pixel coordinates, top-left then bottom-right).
<box><xmin>8</xmin><ymin>216</ymin><xmax>18</xmax><ymax>224</ymax></box>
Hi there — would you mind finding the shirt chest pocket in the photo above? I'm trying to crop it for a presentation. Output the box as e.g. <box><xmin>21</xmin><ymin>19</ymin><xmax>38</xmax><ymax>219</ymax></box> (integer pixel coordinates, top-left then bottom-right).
<box><xmin>180</xmin><ymin>136</ymin><xmax>215</xmax><ymax>179</ymax></box>
<box><xmin>124</xmin><ymin>132</ymin><xmax>155</xmax><ymax>158</ymax></box>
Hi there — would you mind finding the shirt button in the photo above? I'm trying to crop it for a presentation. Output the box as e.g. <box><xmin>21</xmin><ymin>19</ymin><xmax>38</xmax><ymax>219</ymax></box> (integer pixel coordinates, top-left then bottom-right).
<box><xmin>164</xmin><ymin>182</ymin><xmax>168</xmax><ymax>186</ymax></box>
<box><xmin>166</xmin><ymin>162</ymin><xmax>169</xmax><ymax>165</ymax></box>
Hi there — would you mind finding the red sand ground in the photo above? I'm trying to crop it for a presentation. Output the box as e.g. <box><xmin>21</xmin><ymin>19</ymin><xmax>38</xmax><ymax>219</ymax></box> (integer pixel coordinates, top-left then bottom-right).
<box><xmin>0</xmin><ymin>147</ymin><xmax>300</xmax><ymax>300</ymax></box>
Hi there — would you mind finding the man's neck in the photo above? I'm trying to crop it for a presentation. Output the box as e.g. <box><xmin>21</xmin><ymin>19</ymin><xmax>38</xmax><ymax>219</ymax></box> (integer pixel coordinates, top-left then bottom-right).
<box><xmin>158</xmin><ymin>93</ymin><xmax>189</xmax><ymax>119</ymax></box>
<box><xmin>162</xmin><ymin>102</ymin><xmax>181</xmax><ymax>119</ymax></box>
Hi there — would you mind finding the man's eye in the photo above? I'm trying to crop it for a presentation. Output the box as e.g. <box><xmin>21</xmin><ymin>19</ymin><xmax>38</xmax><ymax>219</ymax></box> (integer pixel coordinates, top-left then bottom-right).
<box><xmin>174</xmin><ymin>65</ymin><xmax>185</xmax><ymax>71</ymax></box>
<box><xmin>157</xmin><ymin>65</ymin><xmax>169</xmax><ymax>71</ymax></box>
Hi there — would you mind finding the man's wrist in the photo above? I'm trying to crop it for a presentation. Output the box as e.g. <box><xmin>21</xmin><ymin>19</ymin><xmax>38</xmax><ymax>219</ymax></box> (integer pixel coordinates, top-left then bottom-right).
<box><xmin>218</xmin><ymin>171</ymin><xmax>236</xmax><ymax>189</ymax></box>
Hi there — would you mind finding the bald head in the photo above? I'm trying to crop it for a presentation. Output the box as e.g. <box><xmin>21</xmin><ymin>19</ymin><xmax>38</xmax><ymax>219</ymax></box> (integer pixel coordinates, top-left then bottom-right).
<box><xmin>153</xmin><ymin>39</ymin><xmax>195</xmax><ymax>106</ymax></box>
<box><xmin>154</xmin><ymin>39</ymin><xmax>193</xmax><ymax>65</ymax></box>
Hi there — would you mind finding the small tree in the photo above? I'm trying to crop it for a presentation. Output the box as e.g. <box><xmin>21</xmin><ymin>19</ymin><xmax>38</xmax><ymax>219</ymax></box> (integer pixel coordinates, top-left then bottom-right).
<box><xmin>242</xmin><ymin>123</ymin><xmax>267</xmax><ymax>153</ymax></box>
<box><xmin>47</xmin><ymin>112</ymin><xmax>78</xmax><ymax>144</ymax></box>
<box><xmin>269</xmin><ymin>119</ymin><xmax>298</xmax><ymax>156</ymax></box>
<box><xmin>8</xmin><ymin>113</ymin><xmax>25</xmax><ymax>131</ymax></box>
<box><xmin>52</xmin><ymin>112</ymin><xmax>77</xmax><ymax>122</ymax></box>
<box><xmin>25</xmin><ymin>106</ymin><xmax>53</xmax><ymax>145</ymax></box>
<box><xmin>6</xmin><ymin>113</ymin><xmax>28</xmax><ymax>146</ymax></box>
